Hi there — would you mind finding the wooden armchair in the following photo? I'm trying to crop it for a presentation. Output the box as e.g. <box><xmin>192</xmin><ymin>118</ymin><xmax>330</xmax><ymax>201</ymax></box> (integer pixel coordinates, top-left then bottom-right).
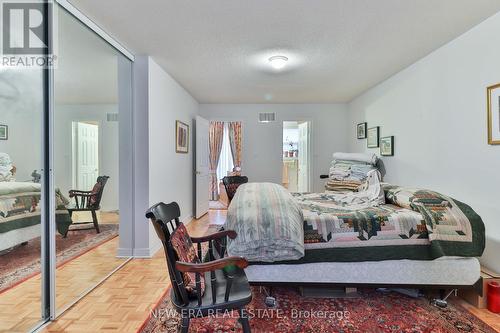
<box><xmin>146</xmin><ymin>202</ymin><xmax>252</xmax><ymax>333</ymax></box>
<box><xmin>222</xmin><ymin>176</ymin><xmax>248</xmax><ymax>203</ymax></box>
<box><xmin>66</xmin><ymin>176</ymin><xmax>109</xmax><ymax>236</ymax></box>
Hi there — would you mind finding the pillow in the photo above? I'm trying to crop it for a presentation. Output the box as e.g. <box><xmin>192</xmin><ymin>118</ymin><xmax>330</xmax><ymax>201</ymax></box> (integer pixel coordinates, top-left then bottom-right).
<box><xmin>170</xmin><ymin>223</ymin><xmax>206</xmax><ymax>298</ymax></box>
<box><xmin>385</xmin><ymin>186</ymin><xmax>450</xmax><ymax>210</ymax></box>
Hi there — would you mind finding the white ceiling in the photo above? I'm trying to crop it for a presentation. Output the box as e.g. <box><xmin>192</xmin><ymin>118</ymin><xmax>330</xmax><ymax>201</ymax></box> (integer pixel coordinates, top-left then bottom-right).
<box><xmin>68</xmin><ymin>0</ymin><xmax>500</xmax><ymax>103</ymax></box>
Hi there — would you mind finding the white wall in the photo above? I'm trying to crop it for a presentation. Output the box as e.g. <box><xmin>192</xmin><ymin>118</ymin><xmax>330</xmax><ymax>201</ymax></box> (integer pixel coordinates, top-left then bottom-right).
<box><xmin>347</xmin><ymin>12</ymin><xmax>500</xmax><ymax>273</ymax></box>
<box><xmin>199</xmin><ymin>104</ymin><xmax>348</xmax><ymax>192</ymax></box>
<box><xmin>148</xmin><ymin>58</ymin><xmax>199</xmax><ymax>252</ymax></box>
<box><xmin>54</xmin><ymin>104</ymin><xmax>119</xmax><ymax>211</ymax></box>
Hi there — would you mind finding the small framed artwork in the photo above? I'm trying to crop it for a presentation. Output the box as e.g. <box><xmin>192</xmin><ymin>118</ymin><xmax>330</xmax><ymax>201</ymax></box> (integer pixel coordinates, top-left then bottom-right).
<box><xmin>0</xmin><ymin>125</ymin><xmax>7</xmax><ymax>140</ymax></box>
<box><xmin>367</xmin><ymin>126</ymin><xmax>380</xmax><ymax>148</ymax></box>
<box><xmin>380</xmin><ymin>136</ymin><xmax>394</xmax><ymax>156</ymax></box>
<box><xmin>357</xmin><ymin>122</ymin><xmax>367</xmax><ymax>139</ymax></box>
<box><xmin>487</xmin><ymin>83</ymin><xmax>500</xmax><ymax>145</ymax></box>
<box><xmin>175</xmin><ymin>120</ymin><xmax>189</xmax><ymax>153</ymax></box>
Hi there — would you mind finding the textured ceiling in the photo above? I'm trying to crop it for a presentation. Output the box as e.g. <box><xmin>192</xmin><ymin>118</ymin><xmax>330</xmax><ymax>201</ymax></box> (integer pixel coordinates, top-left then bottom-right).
<box><xmin>68</xmin><ymin>0</ymin><xmax>500</xmax><ymax>103</ymax></box>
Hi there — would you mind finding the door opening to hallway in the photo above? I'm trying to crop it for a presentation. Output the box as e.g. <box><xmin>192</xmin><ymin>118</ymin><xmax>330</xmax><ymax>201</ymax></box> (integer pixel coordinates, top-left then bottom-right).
<box><xmin>282</xmin><ymin>121</ymin><xmax>311</xmax><ymax>192</ymax></box>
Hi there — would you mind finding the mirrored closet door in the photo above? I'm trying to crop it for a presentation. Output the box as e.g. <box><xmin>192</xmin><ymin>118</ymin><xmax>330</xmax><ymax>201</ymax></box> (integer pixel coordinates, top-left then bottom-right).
<box><xmin>53</xmin><ymin>4</ymin><xmax>132</xmax><ymax>314</ymax></box>
<box><xmin>0</xmin><ymin>51</ymin><xmax>47</xmax><ymax>331</ymax></box>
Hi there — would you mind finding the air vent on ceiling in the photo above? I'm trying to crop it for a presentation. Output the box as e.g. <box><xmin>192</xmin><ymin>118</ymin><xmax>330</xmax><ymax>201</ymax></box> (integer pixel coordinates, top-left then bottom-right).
<box><xmin>106</xmin><ymin>113</ymin><xmax>119</xmax><ymax>122</ymax></box>
<box><xmin>258</xmin><ymin>112</ymin><xmax>276</xmax><ymax>123</ymax></box>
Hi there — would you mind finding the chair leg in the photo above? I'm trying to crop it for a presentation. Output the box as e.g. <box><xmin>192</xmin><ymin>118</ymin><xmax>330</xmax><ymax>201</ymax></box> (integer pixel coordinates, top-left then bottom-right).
<box><xmin>91</xmin><ymin>210</ymin><xmax>100</xmax><ymax>233</ymax></box>
<box><xmin>239</xmin><ymin>308</ymin><xmax>251</xmax><ymax>333</ymax></box>
<box><xmin>64</xmin><ymin>210</ymin><xmax>73</xmax><ymax>237</ymax></box>
<box><xmin>179</xmin><ymin>315</ymin><xmax>190</xmax><ymax>333</ymax></box>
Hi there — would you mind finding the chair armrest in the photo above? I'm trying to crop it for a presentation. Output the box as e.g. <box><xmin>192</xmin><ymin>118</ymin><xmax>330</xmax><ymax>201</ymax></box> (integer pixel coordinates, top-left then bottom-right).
<box><xmin>190</xmin><ymin>230</ymin><xmax>237</xmax><ymax>243</ymax></box>
<box><xmin>68</xmin><ymin>190</ymin><xmax>93</xmax><ymax>198</ymax></box>
<box><xmin>175</xmin><ymin>256</ymin><xmax>249</xmax><ymax>274</ymax></box>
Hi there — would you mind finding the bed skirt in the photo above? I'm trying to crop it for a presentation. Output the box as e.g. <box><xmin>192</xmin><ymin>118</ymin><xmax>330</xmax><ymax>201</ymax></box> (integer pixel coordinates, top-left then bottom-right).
<box><xmin>245</xmin><ymin>257</ymin><xmax>480</xmax><ymax>287</ymax></box>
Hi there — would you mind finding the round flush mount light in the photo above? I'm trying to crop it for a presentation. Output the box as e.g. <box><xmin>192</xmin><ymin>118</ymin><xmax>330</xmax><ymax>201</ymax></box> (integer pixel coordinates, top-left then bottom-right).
<box><xmin>268</xmin><ymin>55</ymin><xmax>288</xmax><ymax>70</ymax></box>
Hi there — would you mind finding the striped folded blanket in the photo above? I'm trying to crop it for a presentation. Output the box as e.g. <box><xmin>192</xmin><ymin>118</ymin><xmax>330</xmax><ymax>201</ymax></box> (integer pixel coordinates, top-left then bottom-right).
<box><xmin>225</xmin><ymin>182</ymin><xmax>305</xmax><ymax>262</ymax></box>
<box><xmin>325</xmin><ymin>179</ymin><xmax>362</xmax><ymax>191</ymax></box>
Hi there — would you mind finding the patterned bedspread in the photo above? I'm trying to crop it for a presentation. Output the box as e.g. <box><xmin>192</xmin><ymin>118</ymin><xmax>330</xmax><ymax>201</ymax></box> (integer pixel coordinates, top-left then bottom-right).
<box><xmin>0</xmin><ymin>182</ymin><xmax>72</xmax><ymax>236</ymax></box>
<box><xmin>290</xmin><ymin>185</ymin><xmax>484</xmax><ymax>262</ymax></box>
<box><xmin>225</xmin><ymin>183</ymin><xmax>304</xmax><ymax>262</ymax></box>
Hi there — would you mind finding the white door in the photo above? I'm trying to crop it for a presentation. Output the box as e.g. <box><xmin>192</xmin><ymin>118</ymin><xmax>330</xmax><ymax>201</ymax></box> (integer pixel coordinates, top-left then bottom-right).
<box><xmin>195</xmin><ymin>116</ymin><xmax>210</xmax><ymax>218</ymax></box>
<box><xmin>75</xmin><ymin>122</ymin><xmax>99</xmax><ymax>190</ymax></box>
<box><xmin>297</xmin><ymin>121</ymin><xmax>309</xmax><ymax>192</ymax></box>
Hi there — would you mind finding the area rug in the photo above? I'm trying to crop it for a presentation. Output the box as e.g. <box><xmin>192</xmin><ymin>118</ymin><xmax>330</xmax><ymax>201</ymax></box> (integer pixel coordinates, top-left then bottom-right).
<box><xmin>0</xmin><ymin>224</ymin><xmax>119</xmax><ymax>292</ymax></box>
<box><xmin>140</xmin><ymin>287</ymin><xmax>496</xmax><ymax>333</ymax></box>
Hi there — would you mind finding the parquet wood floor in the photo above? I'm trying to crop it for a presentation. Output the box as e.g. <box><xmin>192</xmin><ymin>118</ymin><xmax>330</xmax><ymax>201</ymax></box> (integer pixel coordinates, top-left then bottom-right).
<box><xmin>41</xmin><ymin>212</ymin><xmax>218</xmax><ymax>333</ymax></box>
<box><xmin>0</xmin><ymin>212</ymin><xmax>123</xmax><ymax>333</ymax></box>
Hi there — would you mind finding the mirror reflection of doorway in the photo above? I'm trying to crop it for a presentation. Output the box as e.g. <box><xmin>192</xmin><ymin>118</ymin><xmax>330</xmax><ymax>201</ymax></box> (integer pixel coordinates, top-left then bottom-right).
<box><xmin>72</xmin><ymin>121</ymin><xmax>99</xmax><ymax>191</ymax></box>
<box><xmin>282</xmin><ymin>121</ymin><xmax>311</xmax><ymax>192</ymax></box>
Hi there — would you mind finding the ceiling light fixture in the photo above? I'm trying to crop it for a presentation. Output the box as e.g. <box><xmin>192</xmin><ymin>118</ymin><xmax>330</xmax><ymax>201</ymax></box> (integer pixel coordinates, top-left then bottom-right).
<box><xmin>268</xmin><ymin>55</ymin><xmax>288</xmax><ymax>70</ymax></box>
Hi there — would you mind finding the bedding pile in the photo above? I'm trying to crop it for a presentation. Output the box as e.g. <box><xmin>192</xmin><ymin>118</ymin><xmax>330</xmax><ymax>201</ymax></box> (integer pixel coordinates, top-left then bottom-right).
<box><xmin>0</xmin><ymin>182</ymin><xmax>72</xmax><ymax>251</ymax></box>
<box><xmin>290</xmin><ymin>184</ymin><xmax>485</xmax><ymax>263</ymax></box>
<box><xmin>0</xmin><ymin>153</ymin><xmax>14</xmax><ymax>182</ymax></box>
<box><xmin>225</xmin><ymin>182</ymin><xmax>304</xmax><ymax>262</ymax></box>
<box><xmin>225</xmin><ymin>182</ymin><xmax>485</xmax><ymax>264</ymax></box>
<box><xmin>298</xmin><ymin>170</ymin><xmax>385</xmax><ymax>211</ymax></box>
<box><xmin>326</xmin><ymin>152</ymin><xmax>379</xmax><ymax>191</ymax></box>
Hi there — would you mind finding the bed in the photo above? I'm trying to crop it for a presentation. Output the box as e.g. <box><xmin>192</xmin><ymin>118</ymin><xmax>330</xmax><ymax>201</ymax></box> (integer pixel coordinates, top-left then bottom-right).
<box><xmin>0</xmin><ymin>182</ymin><xmax>72</xmax><ymax>252</ymax></box>
<box><xmin>225</xmin><ymin>182</ymin><xmax>485</xmax><ymax>292</ymax></box>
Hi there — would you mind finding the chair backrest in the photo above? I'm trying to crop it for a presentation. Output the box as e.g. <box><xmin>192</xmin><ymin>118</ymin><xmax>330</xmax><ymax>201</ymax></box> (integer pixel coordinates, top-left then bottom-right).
<box><xmin>222</xmin><ymin>176</ymin><xmax>248</xmax><ymax>201</ymax></box>
<box><xmin>90</xmin><ymin>176</ymin><xmax>109</xmax><ymax>209</ymax></box>
<box><xmin>145</xmin><ymin>202</ymin><xmax>190</xmax><ymax>306</ymax></box>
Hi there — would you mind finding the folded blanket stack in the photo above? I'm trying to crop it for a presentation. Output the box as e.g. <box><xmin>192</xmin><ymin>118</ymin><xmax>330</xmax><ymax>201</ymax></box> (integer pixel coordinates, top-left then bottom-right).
<box><xmin>325</xmin><ymin>179</ymin><xmax>362</xmax><ymax>191</ymax></box>
<box><xmin>326</xmin><ymin>152</ymin><xmax>379</xmax><ymax>191</ymax></box>
<box><xmin>0</xmin><ymin>153</ymin><xmax>14</xmax><ymax>182</ymax></box>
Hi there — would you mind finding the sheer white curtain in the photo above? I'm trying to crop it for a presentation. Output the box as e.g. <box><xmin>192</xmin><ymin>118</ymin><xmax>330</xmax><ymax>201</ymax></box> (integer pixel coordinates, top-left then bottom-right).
<box><xmin>216</xmin><ymin>123</ymin><xmax>234</xmax><ymax>194</ymax></box>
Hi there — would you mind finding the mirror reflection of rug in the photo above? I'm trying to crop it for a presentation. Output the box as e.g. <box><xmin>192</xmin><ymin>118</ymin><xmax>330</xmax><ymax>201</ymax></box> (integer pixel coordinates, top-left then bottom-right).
<box><xmin>0</xmin><ymin>224</ymin><xmax>118</xmax><ymax>292</ymax></box>
<box><xmin>140</xmin><ymin>287</ymin><xmax>496</xmax><ymax>333</ymax></box>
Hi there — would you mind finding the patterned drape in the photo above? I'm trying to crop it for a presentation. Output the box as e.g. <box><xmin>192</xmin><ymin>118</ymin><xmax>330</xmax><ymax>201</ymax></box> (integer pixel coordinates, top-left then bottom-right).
<box><xmin>228</xmin><ymin>122</ymin><xmax>242</xmax><ymax>169</ymax></box>
<box><xmin>209</xmin><ymin>121</ymin><xmax>224</xmax><ymax>200</ymax></box>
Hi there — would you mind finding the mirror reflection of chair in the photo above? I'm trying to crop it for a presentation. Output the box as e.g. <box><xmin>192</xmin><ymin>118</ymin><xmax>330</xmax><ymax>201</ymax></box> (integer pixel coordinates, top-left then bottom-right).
<box><xmin>66</xmin><ymin>176</ymin><xmax>109</xmax><ymax>236</ymax></box>
<box><xmin>146</xmin><ymin>201</ymin><xmax>252</xmax><ymax>333</ymax></box>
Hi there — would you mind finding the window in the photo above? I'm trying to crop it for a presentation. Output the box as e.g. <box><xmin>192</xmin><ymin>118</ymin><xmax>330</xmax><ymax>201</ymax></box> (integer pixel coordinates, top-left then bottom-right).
<box><xmin>216</xmin><ymin>123</ymin><xmax>234</xmax><ymax>187</ymax></box>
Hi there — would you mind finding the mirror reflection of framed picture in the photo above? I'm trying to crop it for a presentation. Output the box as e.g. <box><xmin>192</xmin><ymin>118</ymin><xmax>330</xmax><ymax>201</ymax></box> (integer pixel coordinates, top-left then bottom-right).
<box><xmin>357</xmin><ymin>122</ymin><xmax>367</xmax><ymax>139</ymax></box>
<box><xmin>380</xmin><ymin>136</ymin><xmax>394</xmax><ymax>156</ymax></box>
<box><xmin>487</xmin><ymin>83</ymin><xmax>500</xmax><ymax>145</ymax></box>
<box><xmin>0</xmin><ymin>125</ymin><xmax>7</xmax><ymax>140</ymax></box>
<box><xmin>367</xmin><ymin>126</ymin><xmax>380</xmax><ymax>148</ymax></box>
<box><xmin>176</xmin><ymin>120</ymin><xmax>189</xmax><ymax>153</ymax></box>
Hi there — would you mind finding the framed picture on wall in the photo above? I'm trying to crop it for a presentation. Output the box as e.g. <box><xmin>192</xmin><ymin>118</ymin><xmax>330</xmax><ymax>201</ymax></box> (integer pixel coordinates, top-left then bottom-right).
<box><xmin>380</xmin><ymin>136</ymin><xmax>394</xmax><ymax>156</ymax></box>
<box><xmin>0</xmin><ymin>125</ymin><xmax>7</xmax><ymax>140</ymax></box>
<box><xmin>367</xmin><ymin>126</ymin><xmax>380</xmax><ymax>148</ymax></box>
<box><xmin>357</xmin><ymin>122</ymin><xmax>367</xmax><ymax>139</ymax></box>
<box><xmin>487</xmin><ymin>83</ymin><xmax>500</xmax><ymax>145</ymax></box>
<box><xmin>176</xmin><ymin>120</ymin><xmax>189</xmax><ymax>153</ymax></box>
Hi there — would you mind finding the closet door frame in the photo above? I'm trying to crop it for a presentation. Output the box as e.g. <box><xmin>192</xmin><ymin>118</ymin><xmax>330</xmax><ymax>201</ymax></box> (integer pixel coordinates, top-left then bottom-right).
<box><xmin>36</xmin><ymin>0</ymin><xmax>136</xmax><ymax>327</ymax></box>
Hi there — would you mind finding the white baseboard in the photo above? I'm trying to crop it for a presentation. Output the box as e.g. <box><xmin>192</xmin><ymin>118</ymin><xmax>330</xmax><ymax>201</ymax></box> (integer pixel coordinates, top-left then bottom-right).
<box><xmin>133</xmin><ymin>247</ymin><xmax>156</xmax><ymax>258</ymax></box>
<box><xmin>182</xmin><ymin>214</ymin><xmax>194</xmax><ymax>225</ymax></box>
<box><xmin>117</xmin><ymin>247</ymin><xmax>133</xmax><ymax>258</ymax></box>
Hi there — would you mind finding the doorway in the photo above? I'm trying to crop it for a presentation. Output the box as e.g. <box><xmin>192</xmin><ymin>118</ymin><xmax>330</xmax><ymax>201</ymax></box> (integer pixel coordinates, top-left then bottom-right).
<box><xmin>282</xmin><ymin>121</ymin><xmax>311</xmax><ymax>192</ymax></box>
<box><xmin>72</xmin><ymin>121</ymin><xmax>99</xmax><ymax>191</ymax></box>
